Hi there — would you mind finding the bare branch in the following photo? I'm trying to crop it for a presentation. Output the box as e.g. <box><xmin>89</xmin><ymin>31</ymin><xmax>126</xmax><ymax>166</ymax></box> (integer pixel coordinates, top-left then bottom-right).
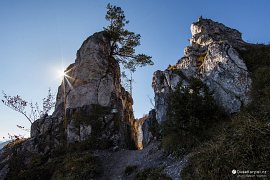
<box><xmin>1</xmin><ymin>89</ymin><xmax>55</xmax><ymax>125</ymax></box>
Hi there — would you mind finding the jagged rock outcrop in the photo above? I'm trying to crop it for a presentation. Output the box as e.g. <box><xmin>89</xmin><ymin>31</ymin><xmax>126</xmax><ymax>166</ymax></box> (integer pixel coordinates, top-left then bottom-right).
<box><xmin>55</xmin><ymin>32</ymin><xmax>126</xmax><ymax>109</ymax></box>
<box><xmin>0</xmin><ymin>31</ymin><xmax>136</xmax><ymax>179</ymax></box>
<box><xmin>190</xmin><ymin>17</ymin><xmax>246</xmax><ymax>48</ymax></box>
<box><xmin>153</xmin><ymin>18</ymin><xmax>252</xmax><ymax>123</ymax></box>
<box><xmin>48</xmin><ymin>31</ymin><xmax>134</xmax><ymax>148</ymax></box>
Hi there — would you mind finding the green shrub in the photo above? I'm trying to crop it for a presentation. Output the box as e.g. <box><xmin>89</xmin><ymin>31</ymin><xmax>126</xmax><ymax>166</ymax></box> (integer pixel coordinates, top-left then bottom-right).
<box><xmin>135</xmin><ymin>168</ymin><xmax>172</xmax><ymax>180</ymax></box>
<box><xmin>162</xmin><ymin>78</ymin><xmax>224</xmax><ymax>156</ymax></box>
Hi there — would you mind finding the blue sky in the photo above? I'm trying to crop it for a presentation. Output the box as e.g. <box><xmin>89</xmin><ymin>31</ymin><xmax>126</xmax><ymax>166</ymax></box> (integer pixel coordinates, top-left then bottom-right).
<box><xmin>0</xmin><ymin>0</ymin><xmax>270</xmax><ymax>139</ymax></box>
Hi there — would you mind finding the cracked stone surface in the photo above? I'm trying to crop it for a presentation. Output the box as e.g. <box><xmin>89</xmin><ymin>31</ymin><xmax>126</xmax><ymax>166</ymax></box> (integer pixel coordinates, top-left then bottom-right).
<box><xmin>153</xmin><ymin>18</ymin><xmax>252</xmax><ymax>123</ymax></box>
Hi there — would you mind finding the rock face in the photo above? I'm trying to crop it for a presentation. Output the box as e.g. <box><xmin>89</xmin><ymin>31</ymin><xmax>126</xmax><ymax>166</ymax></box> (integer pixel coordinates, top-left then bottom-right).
<box><xmin>134</xmin><ymin>109</ymin><xmax>159</xmax><ymax>149</ymax></box>
<box><xmin>0</xmin><ymin>31</ymin><xmax>136</xmax><ymax>179</ymax></box>
<box><xmin>153</xmin><ymin>18</ymin><xmax>252</xmax><ymax>123</ymax></box>
<box><xmin>28</xmin><ymin>32</ymin><xmax>135</xmax><ymax>149</ymax></box>
<box><xmin>56</xmin><ymin>32</ymin><xmax>121</xmax><ymax>109</ymax></box>
<box><xmin>54</xmin><ymin>32</ymin><xmax>135</xmax><ymax>148</ymax></box>
<box><xmin>141</xmin><ymin>109</ymin><xmax>157</xmax><ymax>147</ymax></box>
<box><xmin>190</xmin><ymin>17</ymin><xmax>246</xmax><ymax>48</ymax></box>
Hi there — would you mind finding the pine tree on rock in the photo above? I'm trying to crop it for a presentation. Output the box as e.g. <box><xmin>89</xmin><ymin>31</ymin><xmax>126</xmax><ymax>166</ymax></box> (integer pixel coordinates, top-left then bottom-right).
<box><xmin>104</xmin><ymin>4</ymin><xmax>153</xmax><ymax>94</ymax></box>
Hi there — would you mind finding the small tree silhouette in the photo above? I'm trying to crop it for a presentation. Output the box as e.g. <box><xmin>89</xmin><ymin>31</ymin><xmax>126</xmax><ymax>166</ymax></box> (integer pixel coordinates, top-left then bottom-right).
<box><xmin>2</xmin><ymin>89</ymin><xmax>55</xmax><ymax>124</ymax></box>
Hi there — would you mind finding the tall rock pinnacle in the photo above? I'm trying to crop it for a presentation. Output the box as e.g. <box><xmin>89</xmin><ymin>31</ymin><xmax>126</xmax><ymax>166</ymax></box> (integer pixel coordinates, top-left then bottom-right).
<box><xmin>52</xmin><ymin>31</ymin><xmax>135</xmax><ymax>148</ymax></box>
<box><xmin>153</xmin><ymin>18</ymin><xmax>252</xmax><ymax>123</ymax></box>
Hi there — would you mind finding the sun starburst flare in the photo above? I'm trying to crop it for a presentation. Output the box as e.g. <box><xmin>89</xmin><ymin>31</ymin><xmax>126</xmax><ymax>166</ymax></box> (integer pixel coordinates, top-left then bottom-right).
<box><xmin>57</xmin><ymin>69</ymin><xmax>67</xmax><ymax>79</ymax></box>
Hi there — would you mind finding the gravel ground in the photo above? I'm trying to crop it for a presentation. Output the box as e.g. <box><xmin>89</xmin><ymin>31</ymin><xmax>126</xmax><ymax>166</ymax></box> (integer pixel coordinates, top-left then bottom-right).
<box><xmin>93</xmin><ymin>141</ymin><xmax>189</xmax><ymax>180</ymax></box>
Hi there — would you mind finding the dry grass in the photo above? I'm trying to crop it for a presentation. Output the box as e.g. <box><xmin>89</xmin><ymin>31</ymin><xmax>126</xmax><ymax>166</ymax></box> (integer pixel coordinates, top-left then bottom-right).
<box><xmin>181</xmin><ymin>113</ymin><xmax>270</xmax><ymax>179</ymax></box>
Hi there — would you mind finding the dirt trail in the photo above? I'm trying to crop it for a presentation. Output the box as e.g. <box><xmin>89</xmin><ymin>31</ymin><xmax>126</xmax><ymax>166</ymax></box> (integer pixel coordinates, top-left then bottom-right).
<box><xmin>94</xmin><ymin>142</ymin><xmax>188</xmax><ymax>180</ymax></box>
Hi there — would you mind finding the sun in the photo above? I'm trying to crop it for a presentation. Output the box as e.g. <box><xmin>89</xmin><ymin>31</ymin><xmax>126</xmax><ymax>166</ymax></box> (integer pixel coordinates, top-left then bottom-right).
<box><xmin>57</xmin><ymin>69</ymin><xmax>67</xmax><ymax>79</ymax></box>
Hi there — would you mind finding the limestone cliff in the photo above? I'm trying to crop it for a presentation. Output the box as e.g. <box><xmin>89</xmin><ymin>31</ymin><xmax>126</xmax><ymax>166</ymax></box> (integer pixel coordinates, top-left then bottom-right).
<box><xmin>54</xmin><ymin>31</ymin><xmax>135</xmax><ymax>148</ymax></box>
<box><xmin>30</xmin><ymin>32</ymin><xmax>135</xmax><ymax>149</ymax></box>
<box><xmin>153</xmin><ymin>18</ymin><xmax>252</xmax><ymax>123</ymax></box>
<box><xmin>0</xmin><ymin>31</ymin><xmax>136</xmax><ymax>179</ymax></box>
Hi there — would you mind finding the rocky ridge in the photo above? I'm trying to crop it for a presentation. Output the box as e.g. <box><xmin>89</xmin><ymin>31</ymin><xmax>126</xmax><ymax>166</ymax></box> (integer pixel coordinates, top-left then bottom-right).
<box><xmin>0</xmin><ymin>18</ymin><xmax>256</xmax><ymax>180</ymax></box>
<box><xmin>153</xmin><ymin>17</ymin><xmax>252</xmax><ymax>123</ymax></box>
